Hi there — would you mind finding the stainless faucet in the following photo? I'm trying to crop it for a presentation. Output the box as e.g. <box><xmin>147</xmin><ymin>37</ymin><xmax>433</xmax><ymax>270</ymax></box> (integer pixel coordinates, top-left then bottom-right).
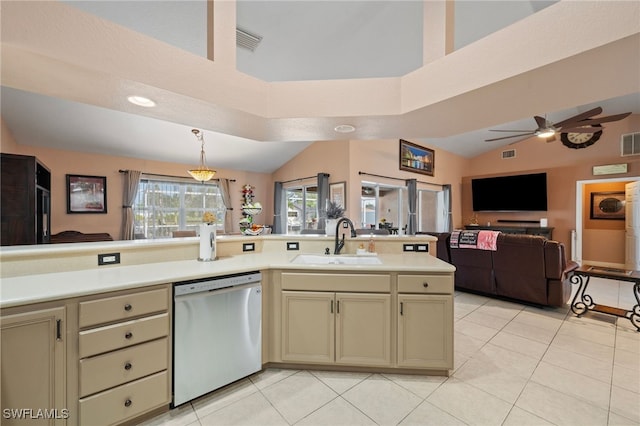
<box><xmin>334</xmin><ymin>217</ymin><xmax>356</xmax><ymax>255</ymax></box>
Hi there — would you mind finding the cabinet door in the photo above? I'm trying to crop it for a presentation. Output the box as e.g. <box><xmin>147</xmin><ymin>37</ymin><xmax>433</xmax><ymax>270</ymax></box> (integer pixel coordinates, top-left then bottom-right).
<box><xmin>1</xmin><ymin>306</ymin><xmax>66</xmax><ymax>425</ymax></box>
<box><xmin>281</xmin><ymin>291</ymin><xmax>334</xmax><ymax>364</ymax></box>
<box><xmin>336</xmin><ymin>293</ymin><xmax>391</xmax><ymax>367</ymax></box>
<box><xmin>397</xmin><ymin>295</ymin><xmax>453</xmax><ymax>369</ymax></box>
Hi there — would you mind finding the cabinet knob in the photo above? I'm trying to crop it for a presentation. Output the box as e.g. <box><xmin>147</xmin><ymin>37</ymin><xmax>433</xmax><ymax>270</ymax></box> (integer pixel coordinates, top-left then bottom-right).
<box><xmin>125</xmin><ymin>332</ymin><xmax>133</xmax><ymax>339</ymax></box>
<box><xmin>124</xmin><ymin>303</ymin><xmax>132</xmax><ymax>312</ymax></box>
<box><xmin>423</xmin><ymin>282</ymin><xmax>429</xmax><ymax>288</ymax></box>
<box><xmin>124</xmin><ymin>362</ymin><xmax>132</xmax><ymax>371</ymax></box>
<box><xmin>124</xmin><ymin>399</ymin><xmax>132</xmax><ymax>408</ymax></box>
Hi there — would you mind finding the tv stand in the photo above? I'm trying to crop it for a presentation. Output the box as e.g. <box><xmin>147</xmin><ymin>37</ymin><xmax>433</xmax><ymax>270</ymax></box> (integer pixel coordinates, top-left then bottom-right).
<box><xmin>464</xmin><ymin>225</ymin><xmax>553</xmax><ymax>239</ymax></box>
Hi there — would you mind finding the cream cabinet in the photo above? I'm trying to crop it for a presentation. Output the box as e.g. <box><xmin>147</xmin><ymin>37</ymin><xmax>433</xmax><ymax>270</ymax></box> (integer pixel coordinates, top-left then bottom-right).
<box><xmin>397</xmin><ymin>274</ymin><xmax>453</xmax><ymax>370</ymax></box>
<box><xmin>282</xmin><ymin>291</ymin><xmax>391</xmax><ymax>367</ymax></box>
<box><xmin>77</xmin><ymin>286</ymin><xmax>171</xmax><ymax>426</ymax></box>
<box><xmin>1</xmin><ymin>305</ymin><xmax>67</xmax><ymax>425</ymax></box>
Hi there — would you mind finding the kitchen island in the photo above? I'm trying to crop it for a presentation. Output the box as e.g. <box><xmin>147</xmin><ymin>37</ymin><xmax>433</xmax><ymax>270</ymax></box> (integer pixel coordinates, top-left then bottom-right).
<box><xmin>1</xmin><ymin>234</ymin><xmax>454</xmax><ymax>426</ymax></box>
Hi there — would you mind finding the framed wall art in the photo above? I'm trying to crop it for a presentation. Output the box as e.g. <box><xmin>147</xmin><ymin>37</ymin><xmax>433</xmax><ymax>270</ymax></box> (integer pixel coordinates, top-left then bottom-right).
<box><xmin>399</xmin><ymin>139</ymin><xmax>434</xmax><ymax>176</ymax></box>
<box><xmin>590</xmin><ymin>191</ymin><xmax>625</xmax><ymax>220</ymax></box>
<box><xmin>66</xmin><ymin>174</ymin><xmax>107</xmax><ymax>214</ymax></box>
<box><xmin>329</xmin><ymin>181</ymin><xmax>346</xmax><ymax>209</ymax></box>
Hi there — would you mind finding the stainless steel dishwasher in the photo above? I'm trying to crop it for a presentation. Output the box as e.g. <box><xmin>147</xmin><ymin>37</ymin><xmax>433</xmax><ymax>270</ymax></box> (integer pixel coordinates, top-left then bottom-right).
<box><xmin>172</xmin><ymin>271</ymin><xmax>262</xmax><ymax>407</ymax></box>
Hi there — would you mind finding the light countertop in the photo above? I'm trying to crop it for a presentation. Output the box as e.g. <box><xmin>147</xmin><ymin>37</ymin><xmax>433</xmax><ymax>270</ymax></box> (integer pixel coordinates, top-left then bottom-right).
<box><xmin>0</xmin><ymin>251</ymin><xmax>454</xmax><ymax>309</ymax></box>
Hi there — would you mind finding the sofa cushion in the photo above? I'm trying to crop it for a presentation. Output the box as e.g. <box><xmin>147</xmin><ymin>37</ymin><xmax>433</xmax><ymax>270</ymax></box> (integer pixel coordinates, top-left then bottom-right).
<box><xmin>492</xmin><ymin>234</ymin><xmax>548</xmax><ymax>306</ymax></box>
<box><xmin>450</xmin><ymin>245</ymin><xmax>495</xmax><ymax>294</ymax></box>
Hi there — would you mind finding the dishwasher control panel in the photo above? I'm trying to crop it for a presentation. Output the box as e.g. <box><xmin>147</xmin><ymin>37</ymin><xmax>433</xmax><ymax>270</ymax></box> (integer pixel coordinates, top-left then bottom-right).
<box><xmin>174</xmin><ymin>271</ymin><xmax>262</xmax><ymax>296</ymax></box>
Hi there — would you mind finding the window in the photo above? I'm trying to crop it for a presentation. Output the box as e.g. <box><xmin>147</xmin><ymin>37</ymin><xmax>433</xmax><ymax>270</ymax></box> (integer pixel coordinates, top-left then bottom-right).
<box><xmin>360</xmin><ymin>182</ymin><xmax>406</xmax><ymax>231</ymax></box>
<box><xmin>133</xmin><ymin>178</ymin><xmax>225</xmax><ymax>239</ymax></box>
<box><xmin>286</xmin><ymin>185</ymin><xmax>318</xmax><ymax>233</ymax></box>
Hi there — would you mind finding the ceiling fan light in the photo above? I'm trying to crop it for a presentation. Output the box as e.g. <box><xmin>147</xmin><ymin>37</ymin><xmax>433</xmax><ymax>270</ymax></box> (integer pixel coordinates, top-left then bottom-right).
<box><xmin>188</xmin><ymin>129</ymin><xmax>216</xmax><ymax>182</ymax></box>
<box><xmin>536</xmin><ymin>129</ymin><xmax>556</xmax><ymax>138</ymax></box>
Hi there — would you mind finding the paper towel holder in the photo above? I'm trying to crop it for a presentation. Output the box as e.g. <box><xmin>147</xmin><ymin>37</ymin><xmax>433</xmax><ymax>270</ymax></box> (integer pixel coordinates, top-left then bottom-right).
<box><xmin>198</xmin><ymin>224</ymin><xmax>217</xmax><ymax>262</ymax></box>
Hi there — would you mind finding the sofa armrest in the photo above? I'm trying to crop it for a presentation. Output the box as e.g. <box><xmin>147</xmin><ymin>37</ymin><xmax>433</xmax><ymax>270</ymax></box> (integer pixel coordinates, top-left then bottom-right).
<box><xmin>562</xmin><ymin>260</ymin><xmax>579</xmax><ymax>279</ymax></box>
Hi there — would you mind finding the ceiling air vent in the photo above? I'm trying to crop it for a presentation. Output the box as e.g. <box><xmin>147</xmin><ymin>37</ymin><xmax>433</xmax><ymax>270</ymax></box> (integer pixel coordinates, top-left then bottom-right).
<box><xmin>621</xmin><ymin>132</ymin><xmax>640</xmax><ymax>157</ymax></box>
<box><xmin>501</xmin><ymin>149</ymin><xmax>516</xmax><ymax>159</ymax></box>
<box><xmin>236</xmin><ymin>27</ymin><xmax>262</xmax><ymax>52</ymax></box>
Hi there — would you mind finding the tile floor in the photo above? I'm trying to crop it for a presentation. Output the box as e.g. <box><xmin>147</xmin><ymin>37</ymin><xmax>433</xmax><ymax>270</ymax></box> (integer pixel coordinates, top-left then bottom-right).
<box><xmin>141</xmin><ymin>278</ymin><xmax>639</xmax><ymax>426</ymax></box>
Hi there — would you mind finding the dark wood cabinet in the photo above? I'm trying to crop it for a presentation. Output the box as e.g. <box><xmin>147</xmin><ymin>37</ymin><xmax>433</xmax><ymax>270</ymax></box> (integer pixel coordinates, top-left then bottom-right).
<box><xmin>1</xmin><ymin>153</ymin><xmax>51</xmax><ymax>246</ymax></box>
<box><xmin>464</xmin><ymin>225</ymin><xmax>554</xmax><ymax>240</ymax></box>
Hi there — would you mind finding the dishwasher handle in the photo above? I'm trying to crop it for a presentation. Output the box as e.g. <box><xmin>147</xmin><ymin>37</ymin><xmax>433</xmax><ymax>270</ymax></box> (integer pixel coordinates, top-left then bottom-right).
<box><xmin>174</xmin><ymin>281</ymin><xmax>261</xmax><ymax>302</ymax></box>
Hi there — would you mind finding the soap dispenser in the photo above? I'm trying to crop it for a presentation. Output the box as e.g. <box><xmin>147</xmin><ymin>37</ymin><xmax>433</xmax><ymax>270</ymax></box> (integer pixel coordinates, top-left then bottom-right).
<box><xmin>368</xmin><ymin>238</ymin><xmax>375</xmax><ymax>253</ymax></box>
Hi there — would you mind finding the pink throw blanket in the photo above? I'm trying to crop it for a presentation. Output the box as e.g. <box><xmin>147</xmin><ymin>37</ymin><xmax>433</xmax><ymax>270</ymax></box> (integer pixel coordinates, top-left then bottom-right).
<box><xmin>450</xmin><ymin>230</ymin><xmax>500</xmax><ymax>251</ymax></box>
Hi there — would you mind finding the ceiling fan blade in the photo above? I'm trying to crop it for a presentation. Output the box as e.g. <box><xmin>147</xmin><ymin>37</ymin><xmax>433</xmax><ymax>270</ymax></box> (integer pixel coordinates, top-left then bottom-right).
<box><xmin>534</xmin><ymin>116</ymin><xmax>547</xmax><ymax>128</ymax></box>
<box><xmin>563</xmin><ymin>112</ymin><xmax>632</xmax><ymax>128</ymax></box>
<box><xmin>489</xmin><ymin>129</ymin><xmax>535</xmax><ymax>133</ymax></box>
<box><xmin>560</xmin><ymin>126</ymin><xmax>602</xmax><ymax>134</ymax></box>
<box><xmin>553</xmin><ymin>106</ymin><xmax>604</xmax><ymax>129</ymax></box>
<box><xmin>485</xmin><ymin>132</ymin><xmax>535</xmax><ymax>142</ymax></box>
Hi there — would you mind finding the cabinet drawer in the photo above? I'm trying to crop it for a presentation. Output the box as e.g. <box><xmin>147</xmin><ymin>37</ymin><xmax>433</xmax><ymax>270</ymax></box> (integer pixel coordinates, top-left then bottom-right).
<box><xmin>79</xmin><ymin>313</ymin><xmax>169</xmax><ymax>358</ymax></box>
<box><xmin>397</xmin><ymin>274</ymin><xmax>453</xmax><ymax>294</ymax></box>
<box><xmin>79</xmin><ymin>288</ymin><xmax>169</xmax><ymax>328</ymax></box>
<box><xmin>79</xmin><ymin>338</ymin><xmax>168</xmax><ymax>397</ymax></box>
<box><xmin>79</xmin><ymin>370</ymin><xmax>169</xmax><ymax>426</ymax></box>
<box><xmin>282</xmin><ymin>273</ymin><xmax>390</xmax><ymax>292</ymax></box>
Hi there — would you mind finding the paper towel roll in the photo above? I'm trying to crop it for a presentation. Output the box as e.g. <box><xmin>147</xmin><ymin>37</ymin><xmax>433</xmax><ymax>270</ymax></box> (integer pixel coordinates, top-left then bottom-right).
<box><xmin>198</xmin><ymin>223</ymin><xmax>216</xmax><ymax>261</ymax></box>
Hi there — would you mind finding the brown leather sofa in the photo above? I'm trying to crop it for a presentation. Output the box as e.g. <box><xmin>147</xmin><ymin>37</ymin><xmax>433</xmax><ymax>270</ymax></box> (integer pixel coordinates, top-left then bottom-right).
<box><xmin>427</xmin><ymin>232</ymin><xmax>578</xmax><ymax>307</ymax></box>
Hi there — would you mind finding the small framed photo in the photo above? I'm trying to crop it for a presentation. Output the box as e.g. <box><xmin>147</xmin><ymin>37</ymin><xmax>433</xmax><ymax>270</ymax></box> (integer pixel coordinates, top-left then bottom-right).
<box><xmin>66</xmin><ymin>174</ymin><xmax>107</xmax><ymax>214</ymax></box>
<box><xmin>399</xmin><ymin>139</ymin><xmax>434</xmax><ymax>176</ymax></box>
<box><xmin>590</xmin><ymin>191</ymin><xmax>625</xmax><ymax>220</ymax></box>
<box><xmin>330</xmin><ymin>181</ymin><xmax>346</xmax><ymax>209</ymax></box>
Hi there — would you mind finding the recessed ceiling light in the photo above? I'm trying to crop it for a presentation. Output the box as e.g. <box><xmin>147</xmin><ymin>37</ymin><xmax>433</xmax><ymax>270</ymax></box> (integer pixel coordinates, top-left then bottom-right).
<box><xmin>334</xmin><ymin>124</ymin><xmax>356</xmax><ymax>133</ymax></box>
<box><xmin>127</xmin><ymin>95</ymin><xmax>156</xmax><ymax>107</ymax></box>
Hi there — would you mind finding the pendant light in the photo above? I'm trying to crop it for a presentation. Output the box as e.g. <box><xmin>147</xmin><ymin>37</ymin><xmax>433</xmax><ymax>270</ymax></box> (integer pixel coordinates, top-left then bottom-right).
<box><xmin>188</xmin><ymin>129</ymin><xmax>216</xmax><ymax>182</ymax></box>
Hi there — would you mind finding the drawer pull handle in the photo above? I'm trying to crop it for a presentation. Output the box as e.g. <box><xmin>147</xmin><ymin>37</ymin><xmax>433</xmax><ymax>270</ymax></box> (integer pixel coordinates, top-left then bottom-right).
<box><xmin>125</xmin><ymin>332</ymin><xmax>133</xmax><ymax>339</ymax></box>
<box><xmin>124</xmin><ymin>362</ymin><xmax>132</xmax><ymax>371</ymax></box>
<box><xmin>124</xmin><ymin>303</ymin><xmax>132</xmax><ymax>312</ymax></box>
<box><xmin>423</xmin><ymin>282</ymin><xmax>429</xmax><ymax>288</ymax></box>
<box><xmin>124</xmin><ymin>399</ymin><xmax>132</xmax><ymax>408</ymax></box>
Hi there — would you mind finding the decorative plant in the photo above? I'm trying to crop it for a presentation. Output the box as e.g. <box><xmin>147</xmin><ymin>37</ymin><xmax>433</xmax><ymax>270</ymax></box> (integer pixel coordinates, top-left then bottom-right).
<box><xmin>202</xmin><ymin>211</ymin><xmax>216</xmax><ymax>224</ymax></box>
<box><xmin>326</xmin><ymin>201</ymin><xmax>345</xmax><ymax>219</ymax></box>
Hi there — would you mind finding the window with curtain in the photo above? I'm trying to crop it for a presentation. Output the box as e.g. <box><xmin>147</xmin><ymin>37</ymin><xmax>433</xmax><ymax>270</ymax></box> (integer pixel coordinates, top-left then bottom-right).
<box><xmin>133</xmin><ymin>178</ymin><xmax>225</xmax><ymax>239</ymax></box>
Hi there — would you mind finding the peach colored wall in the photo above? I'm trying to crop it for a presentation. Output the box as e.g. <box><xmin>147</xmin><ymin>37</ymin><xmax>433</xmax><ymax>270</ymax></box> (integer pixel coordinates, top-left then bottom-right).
<box><xmin>460</xmin><ymin>115</ymin><xmax>640</xmax><ymax>254</ymax></box>
<box><xmin>2</xmin><ymin>121</ymin><xmax>272</xmax><ymax>240</ymax></box>
<box><xmin>272</xmin><ymin>139</ymin><xmax>350</xmax><ymax>212</ymax></box>
<box><xmin>272</xmin><ymin>138</ymin><xmax>469</xmax><ymax>230</ymax></box>
<box><xmin>348</xmin><ymin>139</ymin><xmax>468</xmax><ymax>229</ymax></box>
<box><xmin>582</xmin><ymin>181</ymin><xmax>628</xmax><ymax>265</ymax></box>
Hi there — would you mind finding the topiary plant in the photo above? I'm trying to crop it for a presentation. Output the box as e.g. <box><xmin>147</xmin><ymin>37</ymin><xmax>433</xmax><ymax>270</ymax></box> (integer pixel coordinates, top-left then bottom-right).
<box><xmin>326</xmin><ymin>201</ymin><xmax>345</xmax><ymax>219</ymax></box>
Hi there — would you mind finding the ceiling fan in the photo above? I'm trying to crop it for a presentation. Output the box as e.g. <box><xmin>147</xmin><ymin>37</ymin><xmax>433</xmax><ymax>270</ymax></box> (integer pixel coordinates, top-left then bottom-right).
<box><xmin>485</xmin><ymin>107</ymin><xmax>631</xmax><ymax>145</ymax></box>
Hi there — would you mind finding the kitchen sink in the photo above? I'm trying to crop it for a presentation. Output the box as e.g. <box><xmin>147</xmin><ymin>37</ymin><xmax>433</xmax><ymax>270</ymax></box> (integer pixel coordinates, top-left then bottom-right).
<box><xmin>291</xmin><ymin>254</ymin><xmax>382</xmax><ymax>265</ymax></box>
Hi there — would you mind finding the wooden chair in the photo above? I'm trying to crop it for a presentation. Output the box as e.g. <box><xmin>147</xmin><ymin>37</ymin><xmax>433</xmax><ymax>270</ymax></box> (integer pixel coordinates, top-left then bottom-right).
<box><xmin>50</xmin><ymin>230</ymin><xmax>113</xmax><ymax>243</ymax></box>
<box><xmin>172</xmin><ymin>231</ymin><xmax>197</xmax><ymax>238</ymax></box>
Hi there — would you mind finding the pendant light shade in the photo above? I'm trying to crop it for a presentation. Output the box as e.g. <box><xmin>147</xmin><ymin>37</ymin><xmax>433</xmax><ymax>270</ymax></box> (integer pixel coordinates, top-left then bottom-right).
<box><xmin>188</xmin><ymin>129</ymin><xmax>216</xmax><ymax>182</ymax></box>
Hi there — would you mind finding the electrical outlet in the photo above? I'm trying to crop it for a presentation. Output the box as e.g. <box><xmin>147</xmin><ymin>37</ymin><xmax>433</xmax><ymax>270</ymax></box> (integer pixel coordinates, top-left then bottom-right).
<box><xmin>403</xmin><ymin>244</ymin><xmax>416</xmax><ymax>252</ymax></box>
<box><xmin>98</xmin><ymin>252</ymin><xmax>120</xmax><ymax>265</ymax></box>
<box><xmin>242</xmin><ymin>243</ymin><xmax>255</xmax><ymax>252</ymax></box>
<box><xmin>416</xmin><ymin>244</ymin><xmax>429</xmax><ymax>252</ymax></box>
<box><xmin>286</xmin><ymin>242</ymin><xmax>299</xmax><ymax>251</ymax></box>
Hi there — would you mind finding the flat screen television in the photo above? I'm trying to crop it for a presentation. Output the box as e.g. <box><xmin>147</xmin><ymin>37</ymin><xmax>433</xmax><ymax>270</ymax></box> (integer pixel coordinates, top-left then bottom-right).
<box><xmin>471</xmin><ymin>172</ymin><xmax>548</xmax><ymax>211</ymax></box>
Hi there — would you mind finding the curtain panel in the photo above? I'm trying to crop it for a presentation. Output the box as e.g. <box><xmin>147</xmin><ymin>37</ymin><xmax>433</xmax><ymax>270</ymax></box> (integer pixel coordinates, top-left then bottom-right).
<box><xmin>121</xmin><ymin>170</ymin><xmax>141</xmax><ymax>240</ymax></box>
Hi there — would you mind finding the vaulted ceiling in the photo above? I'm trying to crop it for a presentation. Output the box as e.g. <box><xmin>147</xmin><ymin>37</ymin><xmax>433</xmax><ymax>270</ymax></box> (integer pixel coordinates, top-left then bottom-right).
<box><xmin>1</xmin><ymin>1</ymin><xmax>638</xmax><ymax>173</ymax></box>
